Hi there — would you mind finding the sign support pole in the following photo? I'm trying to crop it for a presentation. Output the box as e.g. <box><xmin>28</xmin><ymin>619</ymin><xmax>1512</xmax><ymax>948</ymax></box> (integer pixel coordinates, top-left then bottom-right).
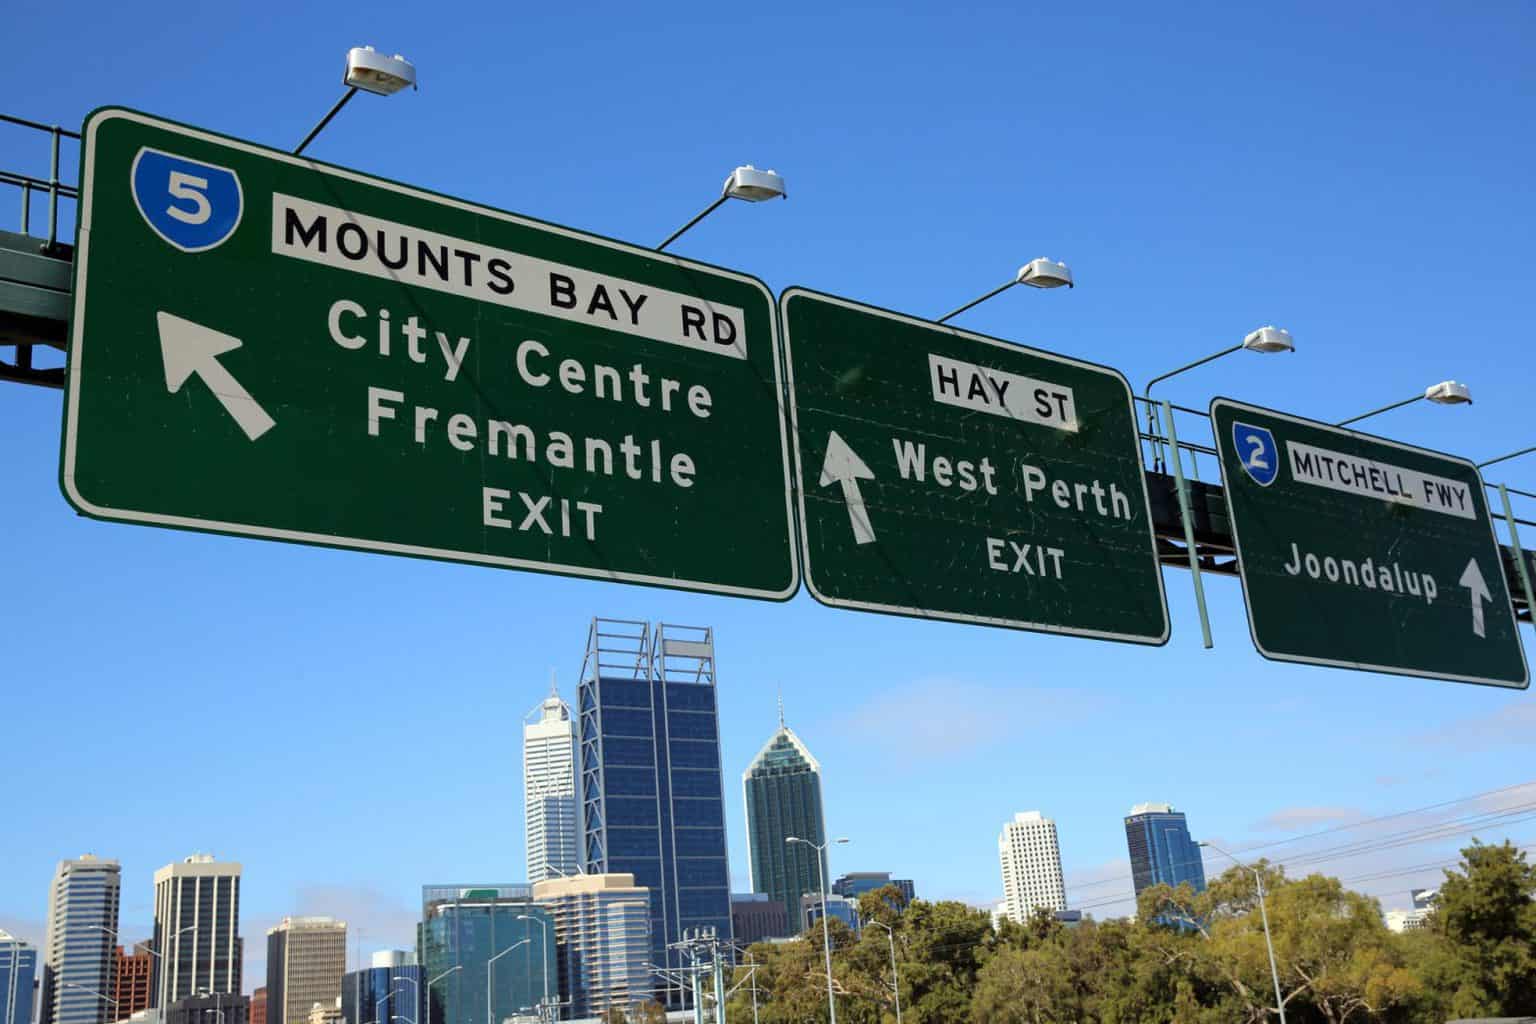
<box><xmin>1163</xmin><ymin>399</ymin><xmax>1213</xmax><ymax>648</ymax></box>
<box><xmin>1498</xmin><ymin>484</ymin><xmax>1536</xmax><ymax>632</ymax></box>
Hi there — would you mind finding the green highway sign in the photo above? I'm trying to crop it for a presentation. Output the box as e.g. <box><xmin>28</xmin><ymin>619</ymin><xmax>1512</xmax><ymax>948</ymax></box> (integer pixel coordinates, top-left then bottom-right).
<box><xmin>61</xmin><ymin>109</ymin><xmax>798</xmax><ymax>599</ymax></box>
<box><xmin>780</xmin><ymin>289</ymin><xmax>1169</xmax><ymax>643</ymax></box>
<box><xmin>1211</xmin><ymin>398</ymin><xmax>1528</xmax><ymax>687</ymax></box>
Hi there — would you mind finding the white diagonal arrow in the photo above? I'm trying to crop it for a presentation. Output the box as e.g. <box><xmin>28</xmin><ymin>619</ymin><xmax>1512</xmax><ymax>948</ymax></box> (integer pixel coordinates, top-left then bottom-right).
<box><xmin>819</xmin><ymin>430</ymin><xmax>876</xmax><ymax>545</ymax></box>
<box><xmin>1458</xmin><ymin>557</ymin><xmax>1492</xmax><ymax>639</ymax></box>
<box><xmin>157</xmin><ymin>311</ymin><xmax>275</xmax><ymax>441</ymax></box>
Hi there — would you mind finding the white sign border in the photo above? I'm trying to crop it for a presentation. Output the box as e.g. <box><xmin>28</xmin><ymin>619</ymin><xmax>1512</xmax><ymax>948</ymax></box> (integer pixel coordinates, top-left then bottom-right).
<box><xmin>61</xmin><ymin>107</ymin><xmax>801</xmax><ymax>602</ymax></box>
<box><xmin>779</xmin><ymin>286</ymin><xmax>1171</xmax><ymax>646</ymax></box>
<box><xmin>1211</xmin><ymin>396</ymin><xmax>1529</xmax><ymax>689</ymax></box>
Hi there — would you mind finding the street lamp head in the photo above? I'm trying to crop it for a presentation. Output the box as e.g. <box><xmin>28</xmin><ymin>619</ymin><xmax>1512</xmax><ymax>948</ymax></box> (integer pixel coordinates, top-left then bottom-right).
<box><xmin>1426</xmin><ymin>380</ymin><xmax>1472</xmax><ymax>405</ymax></box>
<box><xmin>722</xmin><ymin>165</ymin><xmax>786</xmax><ymax>202</ymax></box>
<box><xmin>1241</xmin><ymin>326</ymin><xmax>1294</xmax><ymax>354</ymax></box>
<box><xmin>1017</xmin><ymin>257</ymin><xmax>1073</xmax><ymax>289</ymax></box>
<box><xmin>345</xmin><ymin>46</ymin><xmax>417</xmax><ymax>95</ymax></box>
<box><xmin>833</xmin><ymin>837</ymin><xmax>850</xmax><ymax>845</ymax></box>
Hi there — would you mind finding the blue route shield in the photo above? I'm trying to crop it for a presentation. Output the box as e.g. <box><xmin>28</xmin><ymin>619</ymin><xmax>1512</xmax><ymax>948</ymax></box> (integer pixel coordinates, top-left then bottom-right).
<box><xmin>1232</xmin><ymin>421</ymin><xmax>1280</xmax><ymax>486</ymax></box>
<box><xmin>130</xmin><ymin>147</ymin><xmax>243</xmax><ymax>252</ymax></box>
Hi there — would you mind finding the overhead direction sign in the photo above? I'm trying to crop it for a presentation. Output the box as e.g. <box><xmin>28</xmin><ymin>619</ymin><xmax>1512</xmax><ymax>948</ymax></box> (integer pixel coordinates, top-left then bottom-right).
<box><xmin>1211</xmin><ymin>398</ymin><xmax>1528</xmax><ymax>687</ymax></box>
<box><xmin>62</xmin><ymin>109</ymin><xmax>799</xmax><ymax>599</ymax></box>
<box><xmin>780</xmin><ymin>288</ymin><xmax>1169</xmax><ymax>643</ymax></box>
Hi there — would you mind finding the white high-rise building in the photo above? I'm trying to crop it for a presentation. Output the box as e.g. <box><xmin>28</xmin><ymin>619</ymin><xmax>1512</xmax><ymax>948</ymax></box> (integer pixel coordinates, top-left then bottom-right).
<box><xmin>524</xmin><ymin>681</ymin><xmax>579</xmax><ymax>883</ymax></box>
<box><xmin>152</xmin><ymin>855</ymin><xmax>242</xmax><ymax>1006</ymax></box>
<box><xmin>998</xmin><ymin>811</ymin><xmax>1067</xmax><ymax>923</ymax></box>
<box><xmin>40</xmin><ymin>855</ymin><xmax>121</xmax><ymax>1024</ymax></box>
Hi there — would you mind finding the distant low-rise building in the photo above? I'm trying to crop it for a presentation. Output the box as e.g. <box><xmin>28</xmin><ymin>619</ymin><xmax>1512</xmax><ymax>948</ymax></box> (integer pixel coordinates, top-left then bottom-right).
<box><xmin>113</xmin><ymin>945</ymin><xmax>153</xmax><ymax>1020</ymax></box>
<box><xmin>249</xmin><ymin>990</ymin><xmax>266</xmax><ymax>1024</ymax></box>
<box><xmin>165</xmin><ymin>993</ymin><xmax>248</xmax><ymax>1024</ymax></box>
<box><xmin>832</xmin><ymin>873</ymin><xmax>915</xmax><ymax>907</ymax></box>
<box><xmin>730</xmin><ymin>895</ymin><xmax>789</xmax><ymax>944</ymax></box>
<box><xmin>802</xmin><ymin>894</ymin><xmax>859</xmax><ymax>933</ymax></box>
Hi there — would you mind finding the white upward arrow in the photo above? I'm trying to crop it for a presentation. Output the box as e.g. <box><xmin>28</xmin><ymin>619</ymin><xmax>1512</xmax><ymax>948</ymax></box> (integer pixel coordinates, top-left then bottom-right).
<box><xmin>1458</xmin><ymin>557</ymin><xmax>1492</xmax><ymax>639</ymax></box>
<box><xmin>157</xmin><ymin>311</ymin><xmax>275</xmax><ymax>442</ymax></box>
<box><xmin>819</xmin><ymin>430</ymin><xmax>876</xmax><ymax>545</ymax></box>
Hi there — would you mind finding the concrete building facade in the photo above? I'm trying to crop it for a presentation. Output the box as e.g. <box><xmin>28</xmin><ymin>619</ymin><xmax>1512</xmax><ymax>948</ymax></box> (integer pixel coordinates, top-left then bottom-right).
<box><xmin>112</xmin><ymin>944</ymin><xmax>154</xmax><ymax>1020</ymax></box>
<box><xmin>152</xmin><ymin>856</ymin><xmax>242</xmax><ymax>1006</ymax></box>
<box><xmin>264</xmin><ymin>918</ymin><xmax>346</xmax><ymax>1024</ymax></box>
<box><xmin>532</xmin><ymin>874</ymin><xmax>651</xmax><ymax>1019</ymax></box>
<box><xmin>997</xmin><ymin>812</ymin><xmax>1066</xmax><ymax>923</ymax></box>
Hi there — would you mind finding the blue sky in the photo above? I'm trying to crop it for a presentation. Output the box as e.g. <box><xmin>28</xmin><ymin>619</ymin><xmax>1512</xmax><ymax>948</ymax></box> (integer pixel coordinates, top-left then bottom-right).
<box><xmin>3</xmin><ymin>0</ymin><xmax>1534</xmax><ymax>989</ymax></box>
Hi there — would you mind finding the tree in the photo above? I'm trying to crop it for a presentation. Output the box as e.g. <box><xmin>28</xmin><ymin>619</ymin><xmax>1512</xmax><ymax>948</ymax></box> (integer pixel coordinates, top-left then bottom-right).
<box><xmin>1418</xmin><ymin>840</ymin><xmax>1536</xmax><ymax>1018</ymax></box>
<box><xmin>632</xmin><ymin>1002</ymin><xmax>665</xmax><ymax>1024</ymax></box>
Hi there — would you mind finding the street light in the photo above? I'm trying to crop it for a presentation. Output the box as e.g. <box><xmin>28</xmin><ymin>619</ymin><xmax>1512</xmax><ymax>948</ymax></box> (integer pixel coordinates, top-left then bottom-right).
<box><xmin>1201</xmin><ymin>842</ymin><xmax>1286</xmax><ymax>1024</ymax></box>
<box><xmin>118</xmin><ymin>923</ymin><xmax>196</xmax><ymax>1007</ymax></box>
<box><xmin>365</xmin><ymin>985</ymin><xmax>406</xmax><ymax>1024</ymax></box>
<box><xmin>937</xmin><ymin>258</ymin><xmax>1073</xmax><ymax>324</ymax></box>
<box><xmin>1337</xmin><ymin>380</ymin><xmax>1472</xmax><ymax>426</ymax></box>
<box><xmin>514</xmin><ymin>916</ymin><xmax>551</xmax><ymax>1024</ymax></box>
<box><xmin>657</xmin><ymin>165</ymin><xmax>786</xmax><ymax>250</ymax></box>
<box><xmin>1480</xmin><ymin>445</ymin><xmax>1536</xmax><ymax>470</ymax></box>
<box><xmin>1143</xmin><ymin>325</ymin><xmax>1295</xmax><ymax>650</ymax></box>
<box><xmin>62</xmin><ymin>982</ymin><xmax>118</xmax><ymax>1024</ymax></box>
<box><xmin>424</xmin><ymin>965</ymin><xmax>461</xmax><ymax>1024</ymax></box>
<box><xmin>295</xmin><ymin>46</ymin><xmax>418</xmax><ymax>156</ymax></box>
<box><xmin>787</xmin><ymin>834</ymin><xmax>849</xmax><ymax>1024</ymax></box>
<box><xmin>864</xmin><ymin>920</ymin><xmax>902</xmax><ymax>1024</ymax></box>
<box><xmin>1145</xmin><ymin>326</ymin><xmax>1296</xmax><ymax>466</ymax></box>
<box><xmin>486</xmin><ymin>940</ymin><xmax>530</xmax><ymax>1024</ymax></box>
<box><xmin>390</xmin><ymin>976</ymin><xmax>419</xmax><ymax>1024</ymax></box>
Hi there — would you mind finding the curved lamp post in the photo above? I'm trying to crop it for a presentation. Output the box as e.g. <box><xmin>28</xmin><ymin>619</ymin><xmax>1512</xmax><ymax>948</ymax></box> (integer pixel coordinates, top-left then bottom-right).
<box><xmin>1143</xmin><ymin>325</ymin><xmax>1294</xmax><ymax>649</ymax></box>
<box><xmin>787</xmin><ymin>834</ymin><xmax>849</xmax><ymax>1024</ymax></box>
<box><xmin>937</xmin><ymin>258</ymin><xmax>1073</xmax><ymax>323</ymax></box>
<box><xmin>657</xmin><ymin>166</ymin><xmax>786</xmax><ymax>250</ymax></box>
<box><xmin>864</xmin><ymin>919</ymin><xmax>902</xmax><ymax>1024</ymax></box>
<box><xmin>295</xmin><ymin>46</ymin><xmax>417</xmax><ymax>155</ymax></box>
<box><xmin>1337</xmin><ymin>380</ymin><xmax>1471</xmax><ymax>426</ymax></box>
<box><xmin>1200</xmin><ymin>842</ymin><xmax>1286</xmax><ymax>1024</ymax></box>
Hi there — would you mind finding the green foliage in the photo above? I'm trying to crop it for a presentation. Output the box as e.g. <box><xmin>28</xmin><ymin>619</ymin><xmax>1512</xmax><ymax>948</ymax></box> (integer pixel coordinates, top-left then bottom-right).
<box><xmin>726</xmin><ymin>843</ymin><xmax>1535</xmax><ymax>1023</ymax></box>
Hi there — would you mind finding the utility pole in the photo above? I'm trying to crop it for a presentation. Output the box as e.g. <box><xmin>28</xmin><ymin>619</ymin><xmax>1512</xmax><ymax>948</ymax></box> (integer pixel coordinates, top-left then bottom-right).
<box><xmin>710</xmin><ymin>933</ymin><xmax>728</xmax><ymax>1024</ymax></box>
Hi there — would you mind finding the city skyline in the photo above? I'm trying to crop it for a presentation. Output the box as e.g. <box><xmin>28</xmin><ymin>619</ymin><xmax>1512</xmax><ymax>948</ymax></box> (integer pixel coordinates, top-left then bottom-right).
<box><xmin>7</xmin><ymin>4</ymin><xmax>1536</xmax><ymax>1009</ymax></box>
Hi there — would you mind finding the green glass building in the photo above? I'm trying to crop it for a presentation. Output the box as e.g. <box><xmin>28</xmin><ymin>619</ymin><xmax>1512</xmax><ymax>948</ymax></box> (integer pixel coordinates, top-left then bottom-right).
<box><xmin>741</xmin><ymin>705</ymin><xmax>827</xmax><ymax>934</ymax></box>
<box><xmin>419</xmin><ymin>887</ymin><xmax>556</xmax><ymax>1024</ymax></box>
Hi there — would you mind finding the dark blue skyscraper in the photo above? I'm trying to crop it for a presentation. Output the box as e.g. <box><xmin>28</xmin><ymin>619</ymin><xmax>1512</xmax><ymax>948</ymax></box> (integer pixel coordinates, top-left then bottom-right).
<box><xmin>1124</xmin><ymin>803</ymin><xmax>1207</xmax><ymax>896</ymax></box>
<box><xmin>579</xmin><ymin>619</ymin><xmax>731</xmax><ymax>1009</ymax></box>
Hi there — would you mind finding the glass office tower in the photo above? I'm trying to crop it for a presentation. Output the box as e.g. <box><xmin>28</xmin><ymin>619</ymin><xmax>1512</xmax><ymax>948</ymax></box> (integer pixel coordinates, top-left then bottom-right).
<box><xmin>341</xmin><ymin>953</ymin><xmax>422</xmax><ymax>1024</ymax></box>
<box><xmin>1124</xmin><ymin>803</ymin><xmax>1207</xmax><ymax>896</ymax></box>
<box><xmin>419</xmin><ymin>887</ymin><xmax>556</xmax><ymax>1024</ymax></box>
<box><xmin>742</xmin><ymin>705</ymin><xmax>827</xmax><ymax>933</ymax></box>
<box><xmin>579</xmin><ymin>620</ymin><xmax>732</xmax><ymax>1009</ymax></box>
<box><xmin>1</xmin><ymin>931</ymin><xmax>38</xmax><ymax>1024</ymax></box>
